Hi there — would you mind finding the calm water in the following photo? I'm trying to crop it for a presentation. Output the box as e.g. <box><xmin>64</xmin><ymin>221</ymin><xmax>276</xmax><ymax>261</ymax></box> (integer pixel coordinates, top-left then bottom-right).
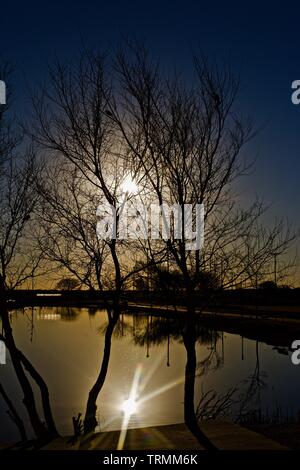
<box><xmin>1</xmin><ymin>306</ymin><xmax>300</xmax><ymax>442</ymax></box>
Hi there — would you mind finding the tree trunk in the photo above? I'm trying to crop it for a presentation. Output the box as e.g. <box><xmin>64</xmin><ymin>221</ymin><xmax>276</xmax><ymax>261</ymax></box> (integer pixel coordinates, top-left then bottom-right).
<box><xmin>83</xmin><ymin>305</ymin><xmax>119</xmax><ymax>434</ymax></box>
<box><xmin>0</xmin><ymin>302</ymin><xmax>48</xmax><ymax>440</ymax></box>
<box><xmin>0</xmin><ymin>381</ymin><xmax>27</xmax><ymax>442</ymax></box>
<box><xmin>183</xmin><ymin>301</ymin><xmax>217</xmax><ymax>450</ymax></box>
<box><xmin>18</xmin><ymin>350</ymin><xmax>59</xmax><ymax>438</ymax></box>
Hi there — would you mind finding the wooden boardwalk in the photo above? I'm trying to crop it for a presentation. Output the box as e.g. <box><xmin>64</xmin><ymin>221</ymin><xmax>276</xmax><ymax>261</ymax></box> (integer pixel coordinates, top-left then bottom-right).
<box><xmin>40</xmin><ymin>422</ymin><xmax>288</xmax><ymax>451</ymax></box>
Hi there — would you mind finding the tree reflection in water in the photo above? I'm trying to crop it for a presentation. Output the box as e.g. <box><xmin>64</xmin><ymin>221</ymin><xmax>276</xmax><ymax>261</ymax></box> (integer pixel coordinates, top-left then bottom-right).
<box><xmin>122</xmin><ymin>313</ymin><xmax>220</xmax><ymax>449</ymax></box>
<box><xmin>0</xmin><ymin>306</ymin><xmax>270</xmax><ymax>450</ymax></box>
<box><xmin>0</xmin><ymin>302</ymin><xmax>59</xmax><ymax>447</ymax></box>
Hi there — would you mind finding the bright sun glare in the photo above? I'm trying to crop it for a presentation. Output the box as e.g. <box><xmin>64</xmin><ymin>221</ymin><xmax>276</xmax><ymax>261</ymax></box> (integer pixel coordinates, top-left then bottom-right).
<box><xmin>117</xmin><ymin>362</ymin><xmax>182</xmax><ymax>450</ymax></box>
<box><xmin>121</xmin><ymin>397</ymin><xmax>138</xmax><ymax>416</ymax></box>
<box><xmin>121</xmin><ymin>175</ymin><xmax>139</xmax><ymax>195</ymax></box>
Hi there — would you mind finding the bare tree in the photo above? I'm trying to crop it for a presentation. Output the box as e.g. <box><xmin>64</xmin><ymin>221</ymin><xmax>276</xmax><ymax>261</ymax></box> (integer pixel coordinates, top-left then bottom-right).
<box><xmin>107</xmin><ymin>42</ymin><xmax>296</xmax><ymax>448</ymax></box>
<box><xmin>28</xmin><ymin>44</ymin><xmax>296</xmax><ymax>442</ymax></box>
<box><xmin>29</xmin><ymin>53</ymin><xmax>159</xmax><ymax>433</ymax></box>
<box><xmin>1</xmin><ymin>64</ymin><xmax>49</xmax><ymax>292</ymax></box>
<box><xmin>196</xmin><ymin>387</ymin><xmax>237</xmax><ymax>421</ymax></box>
<box><xmin>0</xmin><ymin>150</ymin><xmax>43</xmax><ymax>292</ymax></box>
<box><xmin>36</xmin><ymin>161</ymin><xmax>109</xmax><ymax>291</ymax></box>
<box><xmin>0</xmin><ymin>67</ymin><xmax>59</xmax><ymax>442</ymax></box>
<box><xmin>111</xmin><ymin>43</ymin><xmax>295</xmax><ymax>298</ymax></box>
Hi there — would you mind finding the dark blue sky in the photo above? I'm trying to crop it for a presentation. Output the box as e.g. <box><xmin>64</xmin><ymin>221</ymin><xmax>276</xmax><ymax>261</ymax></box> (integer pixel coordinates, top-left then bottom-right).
<box><xmin>1</xmin><ymin>0</ymin><xmax>300</xmax><ymax>267</ymax></box>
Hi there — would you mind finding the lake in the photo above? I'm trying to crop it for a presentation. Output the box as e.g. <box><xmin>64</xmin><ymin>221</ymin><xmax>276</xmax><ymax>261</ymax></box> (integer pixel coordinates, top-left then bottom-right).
<box><xmin>1</xmin><ymin>306</ymin><xmax>300</xmax><ymax>442</ymax></box>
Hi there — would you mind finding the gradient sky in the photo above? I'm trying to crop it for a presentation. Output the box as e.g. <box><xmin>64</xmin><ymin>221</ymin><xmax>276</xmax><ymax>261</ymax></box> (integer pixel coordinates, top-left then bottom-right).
<box><xmin>1</xmin><ymin>0</ymin><xmax>300</xmax><ymax>281</ymax></box>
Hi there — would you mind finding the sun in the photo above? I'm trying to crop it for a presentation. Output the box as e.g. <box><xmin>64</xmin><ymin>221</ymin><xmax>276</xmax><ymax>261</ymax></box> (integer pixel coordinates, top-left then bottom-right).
<box><xmin>121</xmin><ymin>175</ymin><xmax>139</xmax><ymax>195</ymax></box>
<box><xmin>121</xmin><ymin>397</ymin><xmax>138</xmax><ymax>416</ymax></box>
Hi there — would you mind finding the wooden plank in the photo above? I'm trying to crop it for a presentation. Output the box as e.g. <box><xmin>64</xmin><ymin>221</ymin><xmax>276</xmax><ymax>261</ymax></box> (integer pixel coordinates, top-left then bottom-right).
<box><xmin>40</xmin><ymin>422</ymin><xmax>288</xmax><ymax>450</ymax></box>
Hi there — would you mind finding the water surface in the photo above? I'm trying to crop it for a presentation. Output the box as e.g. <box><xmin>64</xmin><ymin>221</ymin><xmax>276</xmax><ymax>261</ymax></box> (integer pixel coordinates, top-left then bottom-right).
<box><xmin>0</xmin><ymin>306</ymin><xmax>299</xmax><ymax>442</ymax></box>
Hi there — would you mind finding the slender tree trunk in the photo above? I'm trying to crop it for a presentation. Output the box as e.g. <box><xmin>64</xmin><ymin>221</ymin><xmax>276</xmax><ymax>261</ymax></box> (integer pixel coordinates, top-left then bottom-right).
<box><xmin>84</xmin><ymin>234</ymin><xmax>122</xmax><ymax>434</ymax></box>
<box><xmin>183</xmin><ymin>297</ymin><xmax>217</xmax><ymax>450</ymax></box>
<box><xmin>83</xmin><ymin>305</ymin><xmax>119</xmax><ymax>434</ymax></box>
<box><xmin>0</xmin><ymin>301</ymin><xmax>48</xmax><ymax>440</ymax></box>
<box><xmin>18</xmin><ymin>350</ymin><xmax>59</xmax><ymax>438</ymax></box>
<box><xmin>0</xmin><ymin>381</ymin><xmax>27</xmax><ymax>442</ymax></box>
<box><xmin>0</xmin><ymin>278</ymin><xmax>58</xmax><ymax>440</ymax></box>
